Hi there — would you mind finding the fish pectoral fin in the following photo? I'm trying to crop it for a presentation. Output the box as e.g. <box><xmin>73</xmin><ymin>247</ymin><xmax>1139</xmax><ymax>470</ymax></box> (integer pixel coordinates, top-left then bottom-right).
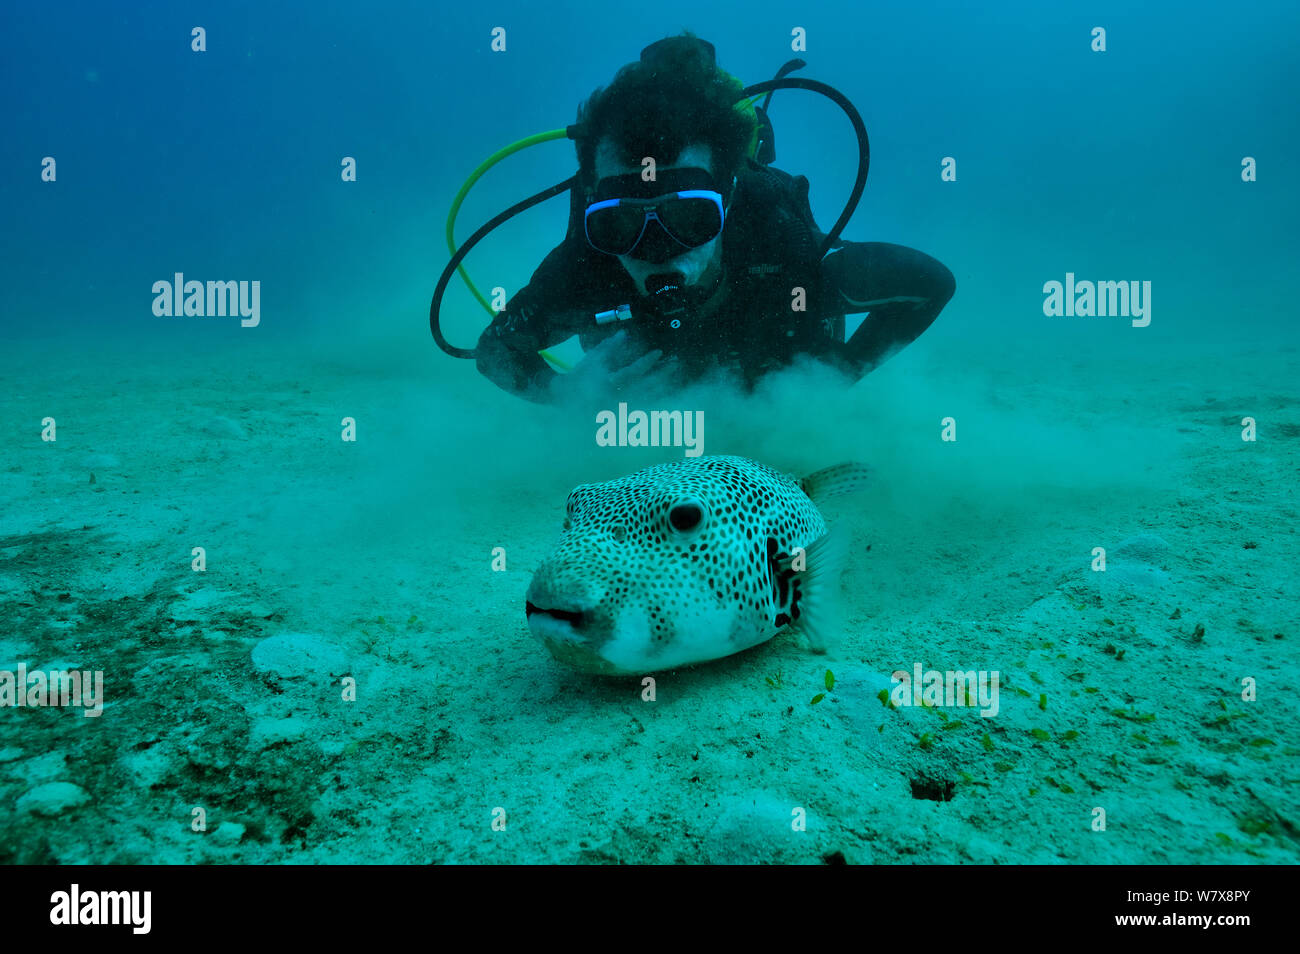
<box><xmin>784</xmin><ymin>527</ymin><xmax>848</xmax><ymax>653</ymax></box>
<box><xmin>798</xmin><ymin>462</ymin><xmax>871</xmax><ymax>504</ymax></box>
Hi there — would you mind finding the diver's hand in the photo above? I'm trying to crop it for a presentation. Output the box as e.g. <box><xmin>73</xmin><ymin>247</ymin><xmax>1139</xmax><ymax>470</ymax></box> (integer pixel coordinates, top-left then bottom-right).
<box><xmin>547</xmin><ymin>331</ymin><xmax>664</xmax><ymax>402</ymax></box>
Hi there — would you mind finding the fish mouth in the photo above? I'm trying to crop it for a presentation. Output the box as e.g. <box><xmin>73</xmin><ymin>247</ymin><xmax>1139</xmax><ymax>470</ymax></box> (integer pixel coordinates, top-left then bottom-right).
<box><xmin>526</xmin><ymin>602</ymin><xmax>628</xmax><ymax>675</ymax></box>
<box><xmin>525</xmin><ymin>601</ymin><xmax>588</xmax><ymax>631</ymax></box>
<box><xmin>527</xmin><ymin>599</ymin><xmax>618</xmax><ymax>673</ymax></box>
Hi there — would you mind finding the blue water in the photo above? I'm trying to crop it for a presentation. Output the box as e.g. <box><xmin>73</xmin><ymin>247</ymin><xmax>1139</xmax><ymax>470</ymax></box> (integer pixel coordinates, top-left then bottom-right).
<box><xmin>4</xmin><ymin>0</ymin><xmax>1296</xmax><ymax>351</ymax></box>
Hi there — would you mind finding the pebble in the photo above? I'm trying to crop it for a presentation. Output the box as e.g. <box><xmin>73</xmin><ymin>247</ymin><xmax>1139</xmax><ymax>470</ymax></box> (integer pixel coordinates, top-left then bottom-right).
<box><xmin>251</xmin><ymin>632</ymin><xmax>349</xmax><ymax>680</ymax></box>
<box><xmin>1097</xmin><ymin>532</ymin><xmax>1173</xmax><ymax>591</ymax></box>
<box><xmin>200</xmin><ymin>415</ymin><xmax>248</xmax><ymax>440</ymax></box>
<box><xmin>249</xmin><ymin>715</ymin><xmax>311</xmax><ymax>749</ymax></box>
<box><xmin>829</xmin><ymin>662</ymin><xmax>932</xmax><ymax>737</ymax></box>
<box><xmin>211</xmin><ymin>821</ymin><xmax>246</xmax><ymax>846</ymax></box>
<box><xmin>120</xmin><ymin>747</ymin><xmax>171</xmax><ymax>788</ymax></box>
<box><xmin>1113</xmin><ymin>533</ymin><xmax>1171</xmax><ymax>564</ymax></box>
<box><xmin>704</xmin><ymin>792</ymin><xmax>818</xmax><ymax>864</ymax></box>
<box><xmin>17</xmin><ymin>781</ymin><xmax>89</xmax><ymax>817</ymax></box>
<box><xmin>1104</xmin><ymin>563</ymin><xmax>1170</xmax><ymax>589</ymax></box>
<box><xmin>169</xmin><ymin>587</ymin><xmax>233</xmax><ymax>622</ymax></box>
<box><xmin>16</xmin><ymin>751</ymin><xmax>69</xmax><ymax>784</ymax></box>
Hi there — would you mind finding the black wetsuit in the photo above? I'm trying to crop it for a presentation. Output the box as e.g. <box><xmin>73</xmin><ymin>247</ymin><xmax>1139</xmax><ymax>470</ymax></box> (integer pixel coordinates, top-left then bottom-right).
<box><xmin>476</xmin><ymin>161</ymin><xmax>955</xmax><ymax>400</ymax></box>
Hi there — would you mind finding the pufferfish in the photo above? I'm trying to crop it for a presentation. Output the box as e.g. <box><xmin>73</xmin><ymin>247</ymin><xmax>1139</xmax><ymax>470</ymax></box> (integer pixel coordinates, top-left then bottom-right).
<box><xmin>525</xmin><ymin>455</ymin><xmax>868</xmax><ymax>675</ymax></box>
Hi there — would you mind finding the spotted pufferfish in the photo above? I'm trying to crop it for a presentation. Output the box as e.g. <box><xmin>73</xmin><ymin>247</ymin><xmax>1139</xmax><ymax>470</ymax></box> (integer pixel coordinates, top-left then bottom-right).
<box><xmin>525</xmin><ymin>455</ymin><xmax>869</xmax><ymax>675</ymax></box>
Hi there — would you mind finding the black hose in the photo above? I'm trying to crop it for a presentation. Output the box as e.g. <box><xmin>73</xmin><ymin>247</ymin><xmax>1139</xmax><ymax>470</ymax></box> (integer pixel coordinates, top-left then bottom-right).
<box><xmin>429</xmin><ymin>176</ymin><xmax>576</xmax><ymax>359</ymax></box>
<box><xmin>740</xmin><ymin>76</ymin><xmax>869</xmax><ymax>259</ymax></box>
<box><xmin>760</xmin><ymin>58</ymin><xmax>806</xmax><ymax>112</ymax></box>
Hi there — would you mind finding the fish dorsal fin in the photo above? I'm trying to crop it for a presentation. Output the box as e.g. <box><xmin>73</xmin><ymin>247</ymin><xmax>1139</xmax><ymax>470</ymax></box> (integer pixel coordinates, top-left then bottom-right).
<box><xmin>798</xmin><ymin>462</ymin><xmax>871</xmax><ymax>504</ymax></box>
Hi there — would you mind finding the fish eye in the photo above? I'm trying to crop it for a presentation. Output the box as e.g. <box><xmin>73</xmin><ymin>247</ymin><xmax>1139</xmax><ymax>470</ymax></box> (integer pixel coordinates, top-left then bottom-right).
<box><xmin>668</xmin><ymin>500</ymin><xmax>704</xmax><ymax>533</ymax></box>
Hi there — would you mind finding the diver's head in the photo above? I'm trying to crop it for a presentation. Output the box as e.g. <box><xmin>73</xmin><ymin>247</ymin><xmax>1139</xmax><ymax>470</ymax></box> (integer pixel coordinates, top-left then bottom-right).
<box><xmin>574</xmin><ymin>33</ymin><xmax>757</xmax><ymax>297</ymax></box>
<box><xmin>588</xmin><ymin>142</ymin><xmax>727</xmax><ymax>297</ymax></box>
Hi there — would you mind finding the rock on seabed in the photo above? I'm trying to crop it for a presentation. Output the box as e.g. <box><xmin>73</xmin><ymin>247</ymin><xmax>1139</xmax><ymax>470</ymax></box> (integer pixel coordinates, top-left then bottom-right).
<box><xmin>17</xmin><ymin>781</ymin><xmax>90</xmax><ymax>817</ymax></box>
<box><xmin>250</xmin><ymin>632</ymin><xmax>349</xmax><ymax>679</ymax></box>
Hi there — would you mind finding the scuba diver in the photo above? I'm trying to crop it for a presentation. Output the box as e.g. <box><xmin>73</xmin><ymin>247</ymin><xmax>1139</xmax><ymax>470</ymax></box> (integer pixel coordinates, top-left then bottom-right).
<box><xmin>432</xmin><ymin>33</ymin><xmax>955</xmax><ymax>401</ymax></box>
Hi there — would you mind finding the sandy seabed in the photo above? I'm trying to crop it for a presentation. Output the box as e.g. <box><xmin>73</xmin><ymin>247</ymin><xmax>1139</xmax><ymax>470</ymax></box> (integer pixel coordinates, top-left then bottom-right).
<box><xmin>0</xmin><ymin>331</ymin><xmax>1296</xmax><ymax>864</ymax></box>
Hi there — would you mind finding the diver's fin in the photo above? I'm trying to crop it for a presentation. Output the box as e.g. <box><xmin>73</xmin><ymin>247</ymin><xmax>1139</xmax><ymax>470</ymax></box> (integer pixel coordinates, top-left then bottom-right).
<box><xmin>790</xmin><ymin>526</ymin><xmax>848</xmax><ymax>654</ymax></box>
<box><xmin>799</xmin><ymin>462</ymin><xmax>871</xmax><ymax>503</ymax></box>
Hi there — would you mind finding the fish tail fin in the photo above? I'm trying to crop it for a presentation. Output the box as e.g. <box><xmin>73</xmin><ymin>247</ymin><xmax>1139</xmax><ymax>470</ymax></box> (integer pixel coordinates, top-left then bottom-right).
<box><xmin>794</xmin><ymin>526</ymin><xmax>848</xmax><ymax>654</ymax></box>
<box><xmin>799</xmin><ymin>462</ymin><xmax>871</xmax><ymax>503</ymax></box>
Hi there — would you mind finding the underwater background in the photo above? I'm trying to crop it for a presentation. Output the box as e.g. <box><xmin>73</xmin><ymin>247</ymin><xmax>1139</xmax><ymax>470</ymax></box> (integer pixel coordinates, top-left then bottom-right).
<box><xmin>1</xmin><ymin>0</ymin><xmax>1297</xmax><ymax>863</ymax></box>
